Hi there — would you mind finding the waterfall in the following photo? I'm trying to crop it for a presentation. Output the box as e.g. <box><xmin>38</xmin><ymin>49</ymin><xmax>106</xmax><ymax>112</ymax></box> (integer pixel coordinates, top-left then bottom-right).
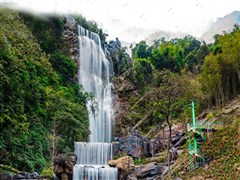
<box><xmin>73</xmin><ymin>25</ymin><xmax>117</xmax><ymax>180</ymax></box>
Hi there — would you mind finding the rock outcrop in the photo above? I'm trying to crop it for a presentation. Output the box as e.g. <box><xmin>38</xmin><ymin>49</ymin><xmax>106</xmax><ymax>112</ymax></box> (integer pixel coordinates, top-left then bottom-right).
<box><xmin>53</xmin><ymin>153</ymin><xmax>77</xmax><ymax>180</ymax></box>
<box><xmin>109</xmin><ymin>156</ymin><xmax>135</xmax><ymax>172</ymax></box>
<box><xmin>115</xmin><ymin>130</ymin><xmax>150</xmax><ymax>158</ymax></box>
<box><xmin>105</xmin><ymin>37</ymin><xmax>132</xmax><ymax>76</ymax></box>
<box><xmin>135</xmin><ymin>163</ymin><xmax>164</xmax><ymax>179</ymax></box>
<box><xmin>109</xmin><ymin>156</ymin><xmax>136</xmax><ymax>180</ymax></box>
<box><xmin>109</xmin><ymin>156</ymin><xmax>165</xmax><ymax>179</ymax></box>
<box><xmin>61</xmin><ymin>15</ymin><xmax>79</xmax><ymax>64</ymax></box>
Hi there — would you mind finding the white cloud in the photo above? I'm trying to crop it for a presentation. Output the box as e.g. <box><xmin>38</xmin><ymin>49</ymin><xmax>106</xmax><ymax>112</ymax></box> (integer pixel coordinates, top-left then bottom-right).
<box><xmin>2</xmin><ymin>0</ymin><xmax>240</xmax><ymax>42</ymax></box>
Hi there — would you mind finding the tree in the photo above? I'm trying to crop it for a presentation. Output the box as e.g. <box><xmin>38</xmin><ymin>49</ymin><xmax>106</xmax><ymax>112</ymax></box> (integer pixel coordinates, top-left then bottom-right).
<box><xmin>133</xmin><ymin>58</ymin><xmax>153</xmax><ymax>88</ymax></box>
<box><xmin>132</xmin><ymin>41</ymin><xmax>152</xmax><ymax>59</ymax></box>
<box><xmin>152</xmin><ymin>70</ymin><xmax>186</xmax><ymax>179</ymax></box>
<box><xmin>45</xmin><ymin>86</ymin><xmax>90</xmax><ymax>162</ymax></box>
<box><xmin>200</xmin><ymin>28</ymin><xmax>240</xmax><ymax>106</ymax></box>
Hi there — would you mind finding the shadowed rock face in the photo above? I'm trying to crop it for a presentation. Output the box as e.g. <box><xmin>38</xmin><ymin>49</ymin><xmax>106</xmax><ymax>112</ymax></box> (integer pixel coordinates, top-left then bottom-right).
<box><xmin>117</xmin><ymin>130</ymin><xmax>150</xmax><ymax>158</ymax></box>
<box><xmin>53</xmin><ymin>153</ymin><xmax>77</xmax><ymax>180</ymax></box>
<box><xmin>114</xmin><ymin>128</ymin><xmax>186</xmax><ymax>159</ymax></box>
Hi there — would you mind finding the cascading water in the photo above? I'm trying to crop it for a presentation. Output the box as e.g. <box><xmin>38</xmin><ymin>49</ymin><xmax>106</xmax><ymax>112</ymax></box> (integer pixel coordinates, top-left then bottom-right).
<box><xmin>73</xmin><ymin>25</ymin><xmax>117</xmax><ymax>180</ymax></box>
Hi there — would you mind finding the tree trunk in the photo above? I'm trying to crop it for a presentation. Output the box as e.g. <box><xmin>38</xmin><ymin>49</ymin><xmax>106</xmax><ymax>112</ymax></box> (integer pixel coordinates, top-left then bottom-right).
<box><xmin>166</xmin><ymin>115</ymin><xmax>172</xmax><ymax>180</ymax></box>
<box><xmin>132</xmin><ymin>110</ymin><xmax>153</xmax><ymax>130</ymax></box>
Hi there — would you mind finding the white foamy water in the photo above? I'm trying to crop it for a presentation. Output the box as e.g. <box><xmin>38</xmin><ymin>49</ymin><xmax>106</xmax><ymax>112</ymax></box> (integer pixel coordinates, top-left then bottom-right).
<box><xmin>73</xmin><ymin>25</ymin><xmax>117</xmax><ymax>180</ymax></box>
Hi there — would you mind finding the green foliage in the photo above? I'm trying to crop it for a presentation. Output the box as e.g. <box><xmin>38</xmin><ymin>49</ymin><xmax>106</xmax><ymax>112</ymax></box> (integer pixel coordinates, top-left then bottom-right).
<box><xmin>132</xmin><ymin>36</ymin><xmax>207</xmax><ymax>73</ymax></box>
<box><xmin>112</xmin><ymin>155</ymin><xmax>120</xmax><ymax>160</ymax></box>
<box><xmin>151</xmin><ymin>70</ymin><xmax>191</xmax><ymax>127</ymax></box>
<box><xmin>73</xmin><ymin>14</ymin><xmax>107</xmax><ymax>44</ymax></box>
<box><xmin>50</xmin><ymin>50</ymin><xmax>77</xmax><ymax>85</ymax></box>
<box><xmin>116</xmin><ymin>47</ymin><xmax>132</xmax><ymax>76</ymax></box>
<box><xmin>0</xmin><ymin>164</ymin><xmax>19</xmax><ymax>174</ymax></box>
<box><xmin>127</xmin><ymin>26</ymin><xmax>240</xmax><ymax>135</ymax></box>
<box><xmin>19</xmin><ymin>12</ymin><xmax>64</xmax><ymax>54</ymax></box>
<box><xmin>0</xmin><ymin>9</ymin><xmax>90</xmax><ymax>173</ymax></box>
<box><xmin>0</xmin><ymin>8</ymin><xmax>53</xmax><ymax>172</ymax></box>
<box><xmin>134</xmin><ymin>158</ymin><xmax>146</xmax><ymax>165</ymax></box>
<box><xmin>132</xmin><ymin>41</ymin><xmax>152</xmax><ymax>59</ymax></box>
<box><xmin>41</xmin><ymin>167</ymin><xmax>54</xmax><ymax>178</ymax></box>
<box><xmin>133</xmin><ymin>58</ymin><xmax>153</xmax><ymax>88</ymax></box>
<box><xmin>45</xmin><ymin>86</ymin><xmax>89</xmax><ymax>155</ymax></box>
<box><xmin>200</xmin><ymin>28</ymin><xmax>240</xmax><ymax>106</ymax></box>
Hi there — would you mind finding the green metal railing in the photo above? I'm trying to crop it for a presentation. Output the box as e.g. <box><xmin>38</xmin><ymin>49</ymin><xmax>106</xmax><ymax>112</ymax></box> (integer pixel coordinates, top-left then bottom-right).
<box><xmin>187</xmin><ymin>101</ymin><xmax>205</xmax><ymax>170</ymax></box>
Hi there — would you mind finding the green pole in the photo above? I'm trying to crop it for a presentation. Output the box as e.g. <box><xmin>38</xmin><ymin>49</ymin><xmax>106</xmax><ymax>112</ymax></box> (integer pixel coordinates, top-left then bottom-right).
<box><xmin>192</xmin><ymin>101</ymin><xmax>197</xmax><ymax>151</ymax></box>
<box><xmin>192</xmin><ymin>101</ymin><xmax>196</xmax><ymax>126</ymax></box>
<box><xmin>192</xmin><ymin>101</ymin><xmax>198</xmax><ymax>168</ymax></box>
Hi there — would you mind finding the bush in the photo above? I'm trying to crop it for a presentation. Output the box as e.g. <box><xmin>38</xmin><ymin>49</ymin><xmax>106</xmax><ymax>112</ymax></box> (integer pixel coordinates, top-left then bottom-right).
<box><xmin>41</xmin><ymin>167</ymin><xmax>54</xmax><ymax>179</ymax></box>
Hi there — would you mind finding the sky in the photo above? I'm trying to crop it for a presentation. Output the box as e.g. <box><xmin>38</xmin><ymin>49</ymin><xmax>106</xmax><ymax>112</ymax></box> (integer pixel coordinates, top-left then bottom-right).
<box><xmin>2</xmin><ymin>0</ymin><xmax>240</xmax><ymax>43</ymax></box>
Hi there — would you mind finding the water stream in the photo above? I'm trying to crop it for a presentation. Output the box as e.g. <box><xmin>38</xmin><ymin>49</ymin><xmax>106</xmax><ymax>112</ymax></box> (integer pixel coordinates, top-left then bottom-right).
<box><xmin>73</xmin><ymin>25</ymin><xmax>117</xmax><ymax>180</ymax></box>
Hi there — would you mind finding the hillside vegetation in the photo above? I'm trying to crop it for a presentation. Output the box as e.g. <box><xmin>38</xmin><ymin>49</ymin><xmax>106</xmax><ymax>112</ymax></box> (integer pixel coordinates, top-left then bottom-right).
<box><xmin>116</xmin><ymin>25</ymin><xmax>240</xmax><ymax>137</ymax></box>
<box><xmin>171</xmin><ymin>97</ymin><xmax>240</xmax><ymax>179</ymax></box>
<box><xmin>115</xmin><ymin>23</ymin><xmax>240</xmax><ymax>179</ymax></box>
<box><xmin>0</xmin><ymin>9</ymin><xmax>99</xmax><ymax>172</ymax></box>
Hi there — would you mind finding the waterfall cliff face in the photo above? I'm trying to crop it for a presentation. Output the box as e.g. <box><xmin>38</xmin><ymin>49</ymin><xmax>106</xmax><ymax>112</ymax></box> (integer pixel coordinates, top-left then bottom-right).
<box><xmin>73</xmin><ymin>25</ymin><xmax>117</xmax><ymax>180</ymax></box>
<box><xmin>78</xmin><ymin>26</ymin><xmax>113</xmax><ymax>143</ymax></box>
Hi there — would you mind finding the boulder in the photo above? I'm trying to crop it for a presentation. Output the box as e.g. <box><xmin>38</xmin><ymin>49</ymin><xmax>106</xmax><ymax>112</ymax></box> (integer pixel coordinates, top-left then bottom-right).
<box><xmin>109</xmin><ymin>156</ymin><xmax>135</xmax><ymax>172</ymax></box>
<box><xmin>118</xmin><ymin>130</ymin><xmax>150</xmax><ymax>158</ymax></box>
<box><xmin>53</xmin><ymin>153</ymin><xmax>77</xmax><ymax>180</ymax></box>
<box><xmin>135</xmin><ymin>163</ymin><xmax>163</xmax><ymax>178</ymax></box>
<box><xmin>109</xmin><ymin>156</ymin><xmax>137</xmax><ymax>180</ymax></box>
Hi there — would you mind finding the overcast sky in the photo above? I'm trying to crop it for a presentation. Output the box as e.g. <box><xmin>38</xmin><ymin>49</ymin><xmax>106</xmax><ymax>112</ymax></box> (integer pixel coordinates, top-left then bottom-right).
<box><xmin>3</xmin><ymin>0</ymin><xmax>240</xmax><ymax>42</ymax></box>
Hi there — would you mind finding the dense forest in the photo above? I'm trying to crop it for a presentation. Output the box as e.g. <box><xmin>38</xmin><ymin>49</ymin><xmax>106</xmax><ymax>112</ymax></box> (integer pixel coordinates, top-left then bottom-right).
<box><xmin>0</xmin><ymin>9</ymin><xmax>106</xmax><ymax>173</ymax></box>
<box><xmin>0</xmin><ymin>8</ymin><xmax>240</xmax><ymax>179</ymax></box>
